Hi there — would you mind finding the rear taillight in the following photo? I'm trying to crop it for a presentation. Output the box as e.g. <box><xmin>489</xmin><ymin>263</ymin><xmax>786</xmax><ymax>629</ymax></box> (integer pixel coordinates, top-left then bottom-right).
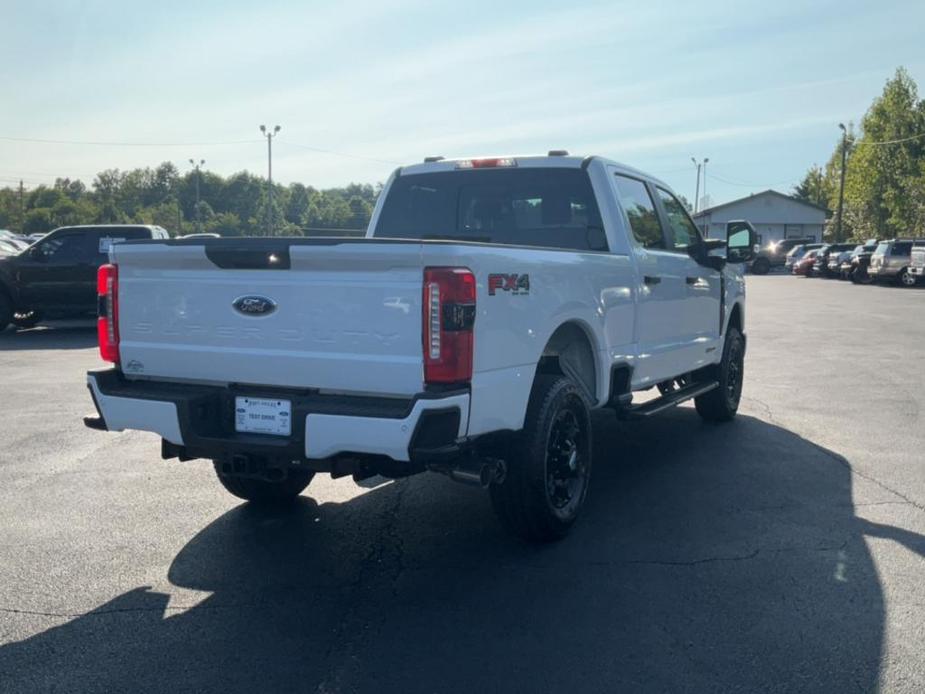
<box><xmin>97</xmin><ymin>264</ymin><xmax>119</xmax><ymax>363</ymax></box>
<box><xmin>423</xmin><ymin>267</ymin><xmax>476</xmax><ymax>384</ymax></box>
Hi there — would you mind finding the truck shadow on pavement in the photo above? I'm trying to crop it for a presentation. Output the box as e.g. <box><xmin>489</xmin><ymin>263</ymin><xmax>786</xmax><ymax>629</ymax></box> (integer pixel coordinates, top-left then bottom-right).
<box><xmin>2</xmin><ymin>409</ymin><xmax>917</xmax><ymax>693</ymax></box>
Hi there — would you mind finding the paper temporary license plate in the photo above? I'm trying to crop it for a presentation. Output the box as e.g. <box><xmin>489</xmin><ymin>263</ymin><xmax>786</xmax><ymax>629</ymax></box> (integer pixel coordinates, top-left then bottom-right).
<box><xmin>234</xmin><ymin>397</ymin><xmax>292</xmax><ymax>436</ymax></box>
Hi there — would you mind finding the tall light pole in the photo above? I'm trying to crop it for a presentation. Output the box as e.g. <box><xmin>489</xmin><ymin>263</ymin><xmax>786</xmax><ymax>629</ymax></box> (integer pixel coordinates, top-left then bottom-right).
<box><xmin>836</xmin><ymin>123</ymin><xmax>848</xmax><ymax>243</ymax></box>
<box><xmin>260</xmin><ymin>124</ymin><xmax>281</xmax><ymax>235</ymax></box>
<box><xmin>188</xmin><ymin>158</ymin><xmax>205</xmax><ymax>233</ymax></box>
<box><xmin>691</xmin><ymin>157</ymin><xmax>709</xmax><ymax>213</ymax></box>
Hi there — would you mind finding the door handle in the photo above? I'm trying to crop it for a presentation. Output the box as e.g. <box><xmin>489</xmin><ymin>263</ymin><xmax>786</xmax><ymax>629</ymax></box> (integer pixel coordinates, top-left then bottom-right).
<box><xmin>644</xmin><ymin>275</ymin><xmax>661</xmax><ymax>285</ymax></box>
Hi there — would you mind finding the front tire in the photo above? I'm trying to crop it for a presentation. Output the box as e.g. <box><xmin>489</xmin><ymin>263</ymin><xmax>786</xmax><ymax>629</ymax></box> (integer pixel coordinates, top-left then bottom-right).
<box><xmin>213</xmin><ymin>463</ymin><xmax>314</xmax><ymax>505</ymax></box>
<box><xmin>751</xmin><ymin>257</ymin><xmax>770</xmax><ymax>275</ymax></box>
<box><xmin>490</xmin><ymin>375</ymin><xmax>592</xmax><ymax>542</ymax></box>
<box><xmin>695</xmin><ymin>326</ymin><xmax>745</xmax><ymax>423</ymax></box>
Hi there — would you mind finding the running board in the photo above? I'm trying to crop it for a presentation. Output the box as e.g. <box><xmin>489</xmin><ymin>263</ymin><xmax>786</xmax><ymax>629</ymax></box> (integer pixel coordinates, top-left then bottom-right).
<box><xmin>616</xmin><ymin>381</ymin><xmax>719</xmax><ymax>420</ymax></box>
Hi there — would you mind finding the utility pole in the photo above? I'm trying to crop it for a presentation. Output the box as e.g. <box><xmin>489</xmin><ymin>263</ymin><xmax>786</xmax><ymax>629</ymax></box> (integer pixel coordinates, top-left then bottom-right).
<box><xmin>259</xmin><ymin>124</ymin><xmax>281</xmax><ymax>235</ymax></box>
<box><xmin>836</xmin><ymin>123</ymin><xmax>848</xmax><ymax>243</ymax></box>
<box><xmin>691</xmin><ymin>157</ymin><xmax>708</xmax><ymax>213</ymax></box>
<box><xmin>691</xmin><ymin>158</ymin><xmax>702</xmax><ymax>213</ymax></box>
<box><xmin>188</xmin><ymin>158</ymin><xmax>205</xmax><ymax>233</ymax></box>
<box><xmin>702</xmin><ymin>157</ymin><xmax>709</xmax><ymax>210</ymax></box>
<box><xmin>18</xmin><ymin>180</ymin><xmax>25</xmax><ymax>234</ymax></box>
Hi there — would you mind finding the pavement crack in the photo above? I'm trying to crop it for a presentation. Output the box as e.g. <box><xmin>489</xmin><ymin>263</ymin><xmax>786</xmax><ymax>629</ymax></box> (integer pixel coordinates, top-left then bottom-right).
<box><xmin>622</xmin><ymin>549</ymin><xmax>761</xmax><ymax>567</ymax></box>
<box><xmin>844</xmin><ymin>500</ymin><xmax>915</xmax><ymax>509</ymax></box>
<box><xmin>742</xmin><ymin>395</ymin><xmax>778</xmax><ymax>424</ymax></box>
<box><xmin>579</xmin><ymin>540</ymin><xmax>849</xmax><ymax>570</ymax></box>
<box><xmin>810</xmin><ymin>442</ymin><xmax>925</xmax><ymax>513</ymax></box>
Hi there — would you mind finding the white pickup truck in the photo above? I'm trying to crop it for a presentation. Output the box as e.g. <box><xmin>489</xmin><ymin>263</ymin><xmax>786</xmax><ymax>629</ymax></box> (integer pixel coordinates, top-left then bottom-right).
<box><xmin>84</xmin><ymin>153</ymin><xmax>756</xmax><ymax>541</ymax></box>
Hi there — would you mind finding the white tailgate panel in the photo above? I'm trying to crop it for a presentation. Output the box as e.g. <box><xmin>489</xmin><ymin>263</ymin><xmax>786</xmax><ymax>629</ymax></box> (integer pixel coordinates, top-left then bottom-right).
<box><xmin>114</xmin><ymin>243</ymin><xmax>425</xmax><ymax>396</ymax></box>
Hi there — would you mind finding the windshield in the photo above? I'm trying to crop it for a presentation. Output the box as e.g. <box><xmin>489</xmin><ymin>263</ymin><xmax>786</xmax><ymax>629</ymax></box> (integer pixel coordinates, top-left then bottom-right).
<box><xmin>375</xmin><ymin>168</ymin><xmax>604</xmax><ymax>251</ymax></box>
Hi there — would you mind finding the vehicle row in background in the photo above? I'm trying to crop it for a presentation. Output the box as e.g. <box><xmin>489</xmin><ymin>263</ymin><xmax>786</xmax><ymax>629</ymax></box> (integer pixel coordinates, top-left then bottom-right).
<box><xmin>0</xmin><ymin>229</ymin><xmax>32</xmax><ymax>255</ymax></box>
<box><xmin>749</xmin><ymin>236</ymin><xmax>816</xmax><ymax>275</ymax></box>
<box><xmin>0</xmin><ymin>224</ymin><xmax>170</xmax><ymax>331</ymax></box>
<box><xmin>790</xmin><ymin>238</ymin><xmax>925</xmax><ymax>286</ymax></box>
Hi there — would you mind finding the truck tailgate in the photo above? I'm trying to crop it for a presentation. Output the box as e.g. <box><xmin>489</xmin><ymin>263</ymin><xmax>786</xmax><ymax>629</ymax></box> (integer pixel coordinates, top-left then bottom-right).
<box><xmin>111</xmin><ymin>240</ymin><xmax>425</xmax><ymax>396</ymax></box>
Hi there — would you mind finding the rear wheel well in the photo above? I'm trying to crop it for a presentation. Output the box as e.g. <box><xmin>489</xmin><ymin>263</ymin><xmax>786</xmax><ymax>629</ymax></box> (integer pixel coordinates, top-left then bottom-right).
<box><xmin>535</xmin><ymin>322</ymin><xmax>597</xmax><ymax>405</ymax></box>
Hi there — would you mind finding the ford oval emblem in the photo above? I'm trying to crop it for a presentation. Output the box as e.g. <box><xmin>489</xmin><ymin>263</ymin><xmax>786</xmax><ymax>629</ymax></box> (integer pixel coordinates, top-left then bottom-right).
<box><xmin>233</xmin><ymin>295</ymin><xmax>277</xmax><ymax>317</ymax></box>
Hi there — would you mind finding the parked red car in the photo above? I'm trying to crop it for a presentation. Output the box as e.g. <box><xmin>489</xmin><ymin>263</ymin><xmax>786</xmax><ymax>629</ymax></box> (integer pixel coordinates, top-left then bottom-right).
<box><xmin>793</xmin><ymin>249</ymin><xmax>820</xmax><ymax>276</ymax></box>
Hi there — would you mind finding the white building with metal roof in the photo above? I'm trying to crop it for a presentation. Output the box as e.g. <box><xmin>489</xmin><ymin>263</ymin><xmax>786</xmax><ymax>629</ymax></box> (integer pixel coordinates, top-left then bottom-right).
<box><xmin>692</xmin><ymin>190</ymin><xmax>828</xmax><ymax>246</ymax></box>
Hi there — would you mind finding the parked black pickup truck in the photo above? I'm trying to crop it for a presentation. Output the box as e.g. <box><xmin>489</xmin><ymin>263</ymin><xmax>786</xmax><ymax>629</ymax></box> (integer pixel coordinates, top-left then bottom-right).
<box><xmin>0</xmin><ymin>224</ymin><xmax>169</xmax><ymax>331</ymax></box>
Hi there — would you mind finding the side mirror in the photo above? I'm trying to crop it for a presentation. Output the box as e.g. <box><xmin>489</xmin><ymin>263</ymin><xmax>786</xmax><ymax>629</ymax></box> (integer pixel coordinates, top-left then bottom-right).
<box><xmin>726</xmin><ymin>221</ymin><xmax>758</xmax><ymax>264</ymax></box>
<box><xmin>688</xmin><ymin>239</ymin><xmax>727</xmax><ymax>270</ymax></box>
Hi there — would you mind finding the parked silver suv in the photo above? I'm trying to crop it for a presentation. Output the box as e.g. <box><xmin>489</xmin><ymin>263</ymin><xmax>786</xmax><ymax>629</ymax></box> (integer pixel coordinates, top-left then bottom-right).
<box><xmin>911</xmin><ymin>245</ymin><xmax>925</xmax><ymax>281</ymax></box>
<box><xmin>868</xmin><ymin>239</ymin><xmax>925</xmax><ymax>287</ymax></box>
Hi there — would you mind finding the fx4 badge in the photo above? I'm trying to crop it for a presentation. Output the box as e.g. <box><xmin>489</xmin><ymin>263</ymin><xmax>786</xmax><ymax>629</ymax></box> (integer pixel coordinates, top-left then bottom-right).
<box><xmin>488</xmin><ymin>273</ymin><xmax>530</xmax><ymax>296</ymax></box>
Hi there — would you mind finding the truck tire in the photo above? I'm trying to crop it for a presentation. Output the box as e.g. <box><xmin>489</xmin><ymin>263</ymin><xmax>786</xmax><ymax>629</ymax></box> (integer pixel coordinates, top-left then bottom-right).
<box><xmin>695</xmin><ymin>326</ymin><xmax>745</xmax><ymax>423</ymax></box>
<box><xmin>213</xmin><ymin>463</ymin><xmax>314</xmax><ymax>505</ymax></box>
<box><xmin>750</xmin><ymin>257</ymin><xmax>770</xmax><ymax>275</ymax></box>
<box><xmin>0</xmin><ymin>292</ymin><xmax>12</xmax><ymax>332</ymax></box>
<box><xmin>489</xmin><ymin>375</ymin><xmax>592</xmax><ymax>542</ymax></box>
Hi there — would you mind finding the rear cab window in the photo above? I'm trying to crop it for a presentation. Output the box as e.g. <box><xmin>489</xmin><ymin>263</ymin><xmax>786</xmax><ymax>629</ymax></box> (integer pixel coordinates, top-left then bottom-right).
<box><xmin>374</xmin><ymin>168</ymin><xmax>606</xmax><ymax>251</ymax></box>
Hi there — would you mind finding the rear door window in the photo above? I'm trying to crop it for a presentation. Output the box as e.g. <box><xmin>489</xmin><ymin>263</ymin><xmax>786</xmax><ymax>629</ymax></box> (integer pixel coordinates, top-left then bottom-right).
<box><xmin>613</xmin><ymin>175</ymin><xmax>664</xmax><ymax>250</ymax></box>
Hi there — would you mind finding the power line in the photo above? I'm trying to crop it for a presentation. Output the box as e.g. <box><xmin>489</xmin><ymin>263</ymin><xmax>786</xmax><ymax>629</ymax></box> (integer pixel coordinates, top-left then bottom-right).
<box><xmin>706</xmin><ymin>171</ymin><xmax>794</xmax><ymax>188</ymax></box>
<box><xmin>855</xmin><ymin>131</ymin><xmax>925</xmax><ymax>146</ymax></box>
<box><xmin>279</xmin><ymin>140</ymin><xmax>401</xmax><ymax>165</ymax></box>
<box><xmin>0</xmin><ymin>133</ymin><xmax>402</xmax><ymax>166</ymax></box>
<box><xmin>0</xmin><ymin>135</ymin><xmax>260</xmax><ymax>147</ymax></box>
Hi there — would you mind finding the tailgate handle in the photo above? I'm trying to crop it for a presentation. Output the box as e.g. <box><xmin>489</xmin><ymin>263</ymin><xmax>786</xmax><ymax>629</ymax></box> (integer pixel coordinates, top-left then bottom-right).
<box><xmin>205</xmin><ymin>243</ymin><xmax>291</xmax><ymax>269</ymax></box>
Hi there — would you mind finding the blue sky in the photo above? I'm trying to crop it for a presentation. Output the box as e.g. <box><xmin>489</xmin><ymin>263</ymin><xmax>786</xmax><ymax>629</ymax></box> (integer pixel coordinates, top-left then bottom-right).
<box><xmin>1</xmin><ymin>0</ymin><xmax>923</xmax><ymax>207</ymax></box>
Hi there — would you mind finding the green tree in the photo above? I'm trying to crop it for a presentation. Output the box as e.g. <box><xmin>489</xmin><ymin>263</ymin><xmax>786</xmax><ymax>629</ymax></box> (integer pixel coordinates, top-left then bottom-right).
<box><xmin>796</xmin><ymin>67</ymin><xmax>925</xmax><ymax>240</ymax></box>
<box><xmin>285</xmin><ymin>183</ymin><xmax>314</xmax><ymax>227</ymax></box>
<box><xmin>2</xmin><ymin>163</ymin><xmax>383</xmax><ymax>237</ymax></box>
<box><xmin>793</xmin><ymin>164</ymin><xmax>832</xmax><ymax>213</ymax></box>
<box><xmin>205</xmin><ymin>212</ymin><xmax>245</xmax><ymax>237</ymax></box>
<box><xmin>842</xmin><ymin>68</ymin><xmax>925</xmax><ymax>238</ymax></box>
<box><xmin>23</xmin><ymin>208</ymin><xmax>54</xmax><ymax>234</ymax></box>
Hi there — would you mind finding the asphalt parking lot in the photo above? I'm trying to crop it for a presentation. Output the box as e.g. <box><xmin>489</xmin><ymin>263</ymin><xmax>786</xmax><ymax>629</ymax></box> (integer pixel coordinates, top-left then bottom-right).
<box><xmin>1</xmin><ymin>275</ymin><xmax>923</xmax><ymax>693</ymax></box>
